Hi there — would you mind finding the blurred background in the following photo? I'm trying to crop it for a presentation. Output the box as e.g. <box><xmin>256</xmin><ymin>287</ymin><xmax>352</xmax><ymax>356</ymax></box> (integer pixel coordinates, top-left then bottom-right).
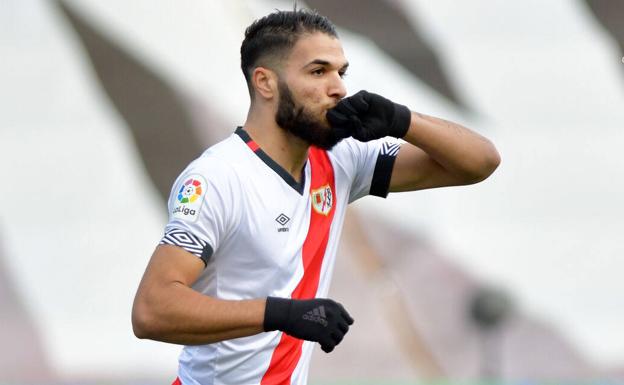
<box><xmin>2</xmin><ymin>0</ymin><xmax>624</xmax><ymax>383</ymax></box>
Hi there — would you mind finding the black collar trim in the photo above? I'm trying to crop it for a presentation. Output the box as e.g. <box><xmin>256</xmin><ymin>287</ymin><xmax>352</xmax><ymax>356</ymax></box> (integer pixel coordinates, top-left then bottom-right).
<box><xmin>235</xmin><ymin>127</ymin><xmax>306</xmax><ymax>195</ymax></box>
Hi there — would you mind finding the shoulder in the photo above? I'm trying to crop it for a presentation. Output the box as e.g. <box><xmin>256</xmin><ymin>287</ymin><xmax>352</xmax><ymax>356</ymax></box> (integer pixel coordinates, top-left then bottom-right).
<box><xmin>330</xmin><ymin>137</ymin><xmax>401</xmax><ymax>155</ymax></box>
<box><xmin>165</xmin><ymin>134</ymin><xmax>249</xmax><ymax>207</ymax></box>
<box><xmin>167</xmin><ymin>135</ymin><xmax>244</xmax><ymax>217</ymax></box>
<box><xmin>329</xmin><ymin>137</ymin><xmax>363</xmax><ymax>155</ymax></box>
<box><xmin>184</xmin><ymin>133</ymin><xmax>247</xmax><ymax>181</ymax></box>
<box><xmin>327</xmin><ymin>137</ymin><xmax>385</xmax><ymax>167</ymax></box>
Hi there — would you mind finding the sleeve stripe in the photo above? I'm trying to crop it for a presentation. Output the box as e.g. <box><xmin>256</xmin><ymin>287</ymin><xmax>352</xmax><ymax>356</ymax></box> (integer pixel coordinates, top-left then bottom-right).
<box><xmin>380</xmin><ymin>142</ymin><xmax>401</xmax><ymax>157</ymax></box>
<box><xmin>159</xmin><ymin>229</ymin><xmax>213</xmax><ymax>266</ymax></box>
<box><xmin>369</xmin><ymin>142</ymin><xmax>401</xmax><ymax>198</ymax></box>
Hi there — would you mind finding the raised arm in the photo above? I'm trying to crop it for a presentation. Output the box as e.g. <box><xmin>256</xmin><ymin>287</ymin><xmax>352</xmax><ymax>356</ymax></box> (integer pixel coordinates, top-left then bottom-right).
<box><xmin>131</xmin><ymin>244</ymin><xmax>266</xmax><ymax>345</ymax></box>
<box><xmin>327</xmin><ymin>90</ymin><xmax>500</xmax><ymax>192</ymax></box>
<box><xmin>389</xmin><ymin>112</ymin><xmax>500</xmax><ymax>192</ymax></box>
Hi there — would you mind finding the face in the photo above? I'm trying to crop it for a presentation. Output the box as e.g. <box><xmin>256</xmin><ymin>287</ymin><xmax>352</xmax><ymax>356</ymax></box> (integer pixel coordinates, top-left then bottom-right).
<box><xmin>274</xmin><ymin>32</ymin><xmax>349</xmax><ymax>149</ymax></box>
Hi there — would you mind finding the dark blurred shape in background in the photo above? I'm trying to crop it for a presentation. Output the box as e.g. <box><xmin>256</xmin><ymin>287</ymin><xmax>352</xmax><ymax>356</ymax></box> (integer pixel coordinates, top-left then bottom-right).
<box><xmin>307</xmin><ymin>0</ymin><xmax>468</xmax><ymax>110</ymax></box>
<box><xmin>584</xmin><ymin>0</ymin><xmax>624</xmax><ymax>78</ymax></box>
<box><xmin>469</xmin><ymin>286</ymin><xmax>513</xmax><ymax>380</ymax></box>
<box><xmin>57</xmin><ymin>0</ymin><xmax>206</xmax><ymax>199</ymax></box>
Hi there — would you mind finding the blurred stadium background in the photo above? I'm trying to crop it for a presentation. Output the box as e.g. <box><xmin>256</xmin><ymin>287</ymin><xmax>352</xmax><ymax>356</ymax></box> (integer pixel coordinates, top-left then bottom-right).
<box><xmin>2</xmin><ymin>0</ymin><xmax>624</xmax><ymax>383</ymax></box>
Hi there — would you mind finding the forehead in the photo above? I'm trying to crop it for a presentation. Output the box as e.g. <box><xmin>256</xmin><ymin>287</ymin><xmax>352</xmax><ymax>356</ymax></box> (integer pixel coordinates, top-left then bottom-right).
<box><xmin>286</xmin><ymin>32</ymin><xmax>346</xmax><ymax>68</ymax></box>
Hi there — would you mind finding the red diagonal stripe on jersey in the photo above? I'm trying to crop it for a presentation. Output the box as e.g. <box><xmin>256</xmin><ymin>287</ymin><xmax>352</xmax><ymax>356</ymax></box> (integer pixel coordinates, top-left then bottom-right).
<box><xmin>261</xmin><ymin>147</ymin><xmax>336</xmax><ymax>385</ymax></box>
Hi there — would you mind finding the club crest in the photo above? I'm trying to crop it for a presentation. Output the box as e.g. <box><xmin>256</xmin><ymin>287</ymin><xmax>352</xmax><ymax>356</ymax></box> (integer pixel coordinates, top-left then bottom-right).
<box><xmin>311</xmin><ymin>184</ymin><xmax>333</xmax><ymax>216</ymax></box>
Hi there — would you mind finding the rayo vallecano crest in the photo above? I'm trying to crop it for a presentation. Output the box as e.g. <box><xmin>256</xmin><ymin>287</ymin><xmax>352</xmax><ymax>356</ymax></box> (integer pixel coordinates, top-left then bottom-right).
<box><xmin>311</xmin><ymin>184</ymin><xmax>333</xmax><ymax>216</ymax></box>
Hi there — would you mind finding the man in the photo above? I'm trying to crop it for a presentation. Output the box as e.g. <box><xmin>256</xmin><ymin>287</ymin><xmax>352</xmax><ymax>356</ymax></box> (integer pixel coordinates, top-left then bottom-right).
<box><xmin>132</xmin><ymin>9</ymin><xmax>500</xmax><ymax>385</ymax></box>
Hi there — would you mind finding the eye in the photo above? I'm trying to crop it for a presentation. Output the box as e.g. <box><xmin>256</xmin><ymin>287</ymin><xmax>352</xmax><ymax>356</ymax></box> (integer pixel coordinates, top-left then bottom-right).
<box><xmin>311</xmin><ymin>68</ymin><xmax>325</xmax><ymax>76</ymax></box>
<box><xmin>339</xmin><ymin>71</ymin><xmax>348</xmax><ymax>79</ymax></box>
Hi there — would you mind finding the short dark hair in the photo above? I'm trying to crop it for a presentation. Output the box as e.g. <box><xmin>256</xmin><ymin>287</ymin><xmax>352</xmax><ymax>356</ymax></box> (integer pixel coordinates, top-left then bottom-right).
<box><xmin>240</xmin><ymin>9</ymin><xmax>338</xmax><ymax>97</ymax></box>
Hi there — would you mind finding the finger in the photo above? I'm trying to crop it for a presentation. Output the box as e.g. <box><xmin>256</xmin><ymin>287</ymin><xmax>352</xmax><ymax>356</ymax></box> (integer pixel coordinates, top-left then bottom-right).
<box><xmin>349</xmin><ymin>91</ymin><xmax>370</xmax><ymax>112</ymax></box>
<box><xmin>337</xmin><ymin>321</ymin><xmax>349</xmax><ymax>334</ymax></box>
<box><xmin>326</xmin><ymin>109</ymin><xmax>350</xmax><ymax>126</ymax></box>
<box><xmin>349</xmin><ymin>115</ymin><xmax>363</xmax><ymax>132</ymax></box>
<box><xmin>321</xmin><ymin>343</ymin><xmax>335</xmax><ymax>353</ymax></box>
<box><xmin>338</xmin><ymin>304</ymin><xmax>354</xmax><ymax>325</ymax></box>
<box><xmin>332</xmin><ymin>125</ymin><xmax>352</xmax><ymax>139</ymax></box>
<box><xmin>331</xmin><ymin>330</ymin><xmax>345</xmax><ymax>345</ymax></box>
<box><xmin>333</xmin><ymin>99</ymin><xmax>359</xmax><ymax>116</ymax></box>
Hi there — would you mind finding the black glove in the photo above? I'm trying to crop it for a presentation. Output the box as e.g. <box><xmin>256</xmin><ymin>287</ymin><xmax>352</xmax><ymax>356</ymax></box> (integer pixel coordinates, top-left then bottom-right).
<box><xmin>264</xmin><ymin>297</ymin><xmax>354</xmax><ymax>353</ymax></box>
<box><xmin>327</xmin><ymin>90</ymin><xmax>411</xmax><ymax>141</ymax></box>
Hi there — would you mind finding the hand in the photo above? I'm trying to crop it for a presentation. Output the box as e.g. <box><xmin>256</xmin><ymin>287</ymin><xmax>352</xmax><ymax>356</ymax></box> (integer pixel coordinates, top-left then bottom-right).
<box><xmin>327</xmin><ymin>90</ymin><xmax>412</xmax><ymax>141</ymax></box>
<box><xmin>264</xmin><ymin>297</ymin><xmax>354</xmax><ymax>353</ymax></box>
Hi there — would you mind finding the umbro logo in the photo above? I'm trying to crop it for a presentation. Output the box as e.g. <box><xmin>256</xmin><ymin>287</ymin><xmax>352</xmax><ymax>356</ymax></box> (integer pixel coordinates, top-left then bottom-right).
<box><xmin>275</xmin><ymin>213</ymin><xmax>290</xmax><ymax>232</ymax></box>
<box><xmin>275</xmin><ymin>214</ymin><xmax>290</xmax><ymax>225</ymax></box>
<box><xmin>302</xmin><ymin>305</ymin><xmax>328</xmax><ymax>327</ymax></box>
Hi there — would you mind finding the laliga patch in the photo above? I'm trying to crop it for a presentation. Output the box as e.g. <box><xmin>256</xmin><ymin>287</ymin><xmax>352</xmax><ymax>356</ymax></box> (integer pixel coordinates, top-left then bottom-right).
<box><xmin>311</xmin><ymin>184</ymin><xmax>333</xmax><ymax>216</ymax></box>
<box><xmin>172</xmin><ymin>174</ymin><xmax>207</xmax><ymax>222</ymax></box>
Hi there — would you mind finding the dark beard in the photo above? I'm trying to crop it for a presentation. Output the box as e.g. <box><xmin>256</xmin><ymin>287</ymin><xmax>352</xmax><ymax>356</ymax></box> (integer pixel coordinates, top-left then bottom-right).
<box><xmin>275</xmin><ymin>81</ymin><xmax>345</xmax><ymax>150</ymax></box>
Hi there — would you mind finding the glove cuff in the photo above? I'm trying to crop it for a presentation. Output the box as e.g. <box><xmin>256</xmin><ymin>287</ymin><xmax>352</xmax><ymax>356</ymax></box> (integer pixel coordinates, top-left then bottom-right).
<box><xmin>264</xmin><ymin>296</ymin><xmax>292</xmax><ymax>331</ymax></box>
<box><xmin>390</xmin><ymin>103</ymin><xmax>411</xmax><ymax>139</ymax></box>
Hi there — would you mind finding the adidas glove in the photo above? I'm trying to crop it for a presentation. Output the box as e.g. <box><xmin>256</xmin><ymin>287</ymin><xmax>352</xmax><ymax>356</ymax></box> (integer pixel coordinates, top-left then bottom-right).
<box><xmin>327</xmin><ymin>90</ymin><xmax>412</xmax><ymax>141</ymax></box>
<box><xmin>264</xmin><ymin>297</ymin><xmax>354</xmax><ymax>353</ymax></box>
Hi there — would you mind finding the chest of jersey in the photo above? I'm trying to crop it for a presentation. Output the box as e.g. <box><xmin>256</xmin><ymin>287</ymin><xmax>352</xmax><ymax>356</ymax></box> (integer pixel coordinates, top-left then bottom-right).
<box><xmin>211</xmin><ymin>148</ymin><xmax>343</xmax><ymax>299</ymax></box>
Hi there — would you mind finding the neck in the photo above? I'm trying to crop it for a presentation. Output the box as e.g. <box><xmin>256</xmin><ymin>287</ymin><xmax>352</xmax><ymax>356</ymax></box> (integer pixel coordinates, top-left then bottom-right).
<box><xmin>243</xmin><ymin>107</ymin><xmax>310</xmax><ymax>182</ymax></box>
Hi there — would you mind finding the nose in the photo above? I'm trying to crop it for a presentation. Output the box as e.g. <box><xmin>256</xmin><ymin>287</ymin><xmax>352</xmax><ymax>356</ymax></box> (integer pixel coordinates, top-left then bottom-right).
<box><xmin>328</xmin><ymin>73</ymin><xmax>347</xmax><ymax>100</ymax></box>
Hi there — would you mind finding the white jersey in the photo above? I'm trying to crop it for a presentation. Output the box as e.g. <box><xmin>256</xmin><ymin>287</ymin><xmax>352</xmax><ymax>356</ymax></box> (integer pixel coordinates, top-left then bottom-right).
<box><xmin>159</xmin><ymin>127</ymin><xmax>400</xmax><ymax>385</ymax></box>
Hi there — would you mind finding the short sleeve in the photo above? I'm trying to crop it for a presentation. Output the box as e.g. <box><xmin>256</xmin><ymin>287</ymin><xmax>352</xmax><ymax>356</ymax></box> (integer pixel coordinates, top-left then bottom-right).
<box><xmin>330</xmin><ymin>137</ymin><xmax>402</xmax><ymax>203</ymax></box>
<box><xmin>159</xmin><ymin>158</ymin><xmax>236</xmax><ymax>266</ymax></box>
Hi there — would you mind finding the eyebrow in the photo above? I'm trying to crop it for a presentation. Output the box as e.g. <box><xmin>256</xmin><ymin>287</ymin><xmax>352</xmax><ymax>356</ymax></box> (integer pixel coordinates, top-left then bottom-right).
<box><xmin>303</xmin><ymin>59</ymin><xmax>349</xmax><ymax>71</ymax></box>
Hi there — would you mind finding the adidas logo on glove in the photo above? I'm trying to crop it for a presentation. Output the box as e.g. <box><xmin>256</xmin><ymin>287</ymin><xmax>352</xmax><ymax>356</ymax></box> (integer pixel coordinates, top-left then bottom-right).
<box><xmin>302</xmin><ymin>305</ymin><xmax>328</xmax><ymax>327</ymax></box>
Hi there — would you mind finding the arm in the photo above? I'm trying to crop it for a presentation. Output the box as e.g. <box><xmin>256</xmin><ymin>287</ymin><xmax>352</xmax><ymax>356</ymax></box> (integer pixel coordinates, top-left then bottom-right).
<box><xmin>131</xmin><ymin>244</ymin><xmax>265</xmax><ymax>345</ymax></box>
<box><xmin>390</xmin><ymin>112</ymin><xmax>500</xmax><ymax>192</ymax></box>
<box><xmin>132</xmin><ymin>244</ymin><xmax>354</xmax><ymax>351</ymax></box>
<box><xmin>327</xmin><ymin>90</ymin><xmax>500</xmax><ymax>192</ymax></box>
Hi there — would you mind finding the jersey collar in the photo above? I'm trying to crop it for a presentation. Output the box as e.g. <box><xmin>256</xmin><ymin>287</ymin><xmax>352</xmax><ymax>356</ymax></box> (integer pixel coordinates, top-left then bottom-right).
<box><xmin>235</xmin><ymin>127</ymin><xmax>306</xmax><ymax>195</ymax></box>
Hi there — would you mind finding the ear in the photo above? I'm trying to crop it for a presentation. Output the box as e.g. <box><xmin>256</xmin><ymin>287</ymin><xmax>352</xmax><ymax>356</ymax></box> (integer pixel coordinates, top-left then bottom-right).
<box><xmin>252</xmin><ymin>67</ymin><xmax>278</xmax><ymax>100</ymax></box>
